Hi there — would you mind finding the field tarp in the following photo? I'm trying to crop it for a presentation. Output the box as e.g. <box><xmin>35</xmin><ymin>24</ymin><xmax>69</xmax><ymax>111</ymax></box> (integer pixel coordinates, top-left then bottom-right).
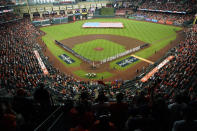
<box><xmin>82</xmin><ymin>22</ymin><xmax>124</xmax><ymax>28</ymax></box>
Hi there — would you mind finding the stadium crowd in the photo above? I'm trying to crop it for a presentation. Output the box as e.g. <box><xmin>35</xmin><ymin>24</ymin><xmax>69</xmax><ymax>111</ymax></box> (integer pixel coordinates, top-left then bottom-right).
<box><xmin>0</xmin><ymin>18</ymin><xmax>110</xmax><ymax>99</ymax></box>
<box><xmin>28</xmin><ymin>0</ymin><xmax>196</xmax><ymax>25</ymax></box>
<box><xmin>140</xmin><ymin>0</ymin><xmax>194</xmax><ymax>12</ymax></box>
<box><xmin>0</xmin><ymin>16</ymin><xmax>196</xmax><ymax>131</ymax></box>
<box><xmin>0</xmin><ymin>0</ymin><xmax>14</xmax><ymax>6</ymax></box>
<box><xmin>0</xmin><ymin>19</ymin><xmax>44</xmax><ymax>94</ymax></box>
<box><xmin>0</xmin><ymin>17</ymin><xmax>127</xmax><ymax>130</ymax></box>
<box><xmin>132</xmin><ymin>10</ymin><xmax>193</xmax><ymax>25</ymax></box>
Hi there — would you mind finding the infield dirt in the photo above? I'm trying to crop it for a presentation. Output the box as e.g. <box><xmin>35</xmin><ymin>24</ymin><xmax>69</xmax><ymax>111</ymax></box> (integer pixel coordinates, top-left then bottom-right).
<box><xmin>59</xmin><ymin>34</ymin><xmax>145</xmax><ymax>50</ymax></box>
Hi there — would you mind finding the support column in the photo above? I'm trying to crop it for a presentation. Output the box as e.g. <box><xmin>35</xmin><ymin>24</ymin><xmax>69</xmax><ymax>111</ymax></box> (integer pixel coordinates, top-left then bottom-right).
<box><xmin>19</xmin><ymin>13</ymin><xmax>23</xmax><ymax>18</ymax></box>
<box><xmin>65</xmin><ymin>10</ymin><xmax>67</xmax><ymax>15</ymax></box>
<box><xmin>30</xmin><ymin>13</ymin><xmax>33</xmax><ymax>21</ymax></box>
<box><xmin>57</xmin><ymin>11</ymin><xmax>60</xmax><ymax>16</ymax></box>
<box><xmin>40</xmin><ymin>12</ymin><xmax>43</xmax><ymax>18</ymax></box>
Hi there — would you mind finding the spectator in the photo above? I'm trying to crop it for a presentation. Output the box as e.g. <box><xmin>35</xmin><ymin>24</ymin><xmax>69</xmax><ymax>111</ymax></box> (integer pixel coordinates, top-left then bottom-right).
<box><xmin>34</xmin><ymin>83</ymin><xmax>52</xmax><ymax>109</ymax></box>
<box><xmin>109</xmin><ymin>93</ymin><xmax>128</xmax><ymax>130</ymax></box>
<box><xmin>172</xmin><ymin>106</ymin><xmax>197</xmax><ymax>131</ymax></box>
<box><xmin>0</xmin><ymin>102</ymin><xmax>16</xmax><ymax>131</ymax></box>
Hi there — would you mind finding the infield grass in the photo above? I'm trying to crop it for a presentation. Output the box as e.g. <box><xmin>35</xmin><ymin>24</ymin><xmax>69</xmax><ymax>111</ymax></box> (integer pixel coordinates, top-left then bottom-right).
<box><xmin>72</xmin><ymin>39</ymin><xmax>126</xmax><ymax>61</ymax></box>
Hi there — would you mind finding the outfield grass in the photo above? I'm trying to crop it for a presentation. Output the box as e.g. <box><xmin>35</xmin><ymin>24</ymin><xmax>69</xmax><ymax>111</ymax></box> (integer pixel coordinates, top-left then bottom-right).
<box><xmin>72</xmin><ymin>39</ymin><xmax>126</xmax><ymax>61</ymax></box>
<box><xmin>40</xmin><ymin>18</ymin><xmax>182</xmax><ymax>79</ymax></box>
<box><xmin>41</xmin><ymin>18</ymin><xmax>181</xmax><ymax>43</ymax></box>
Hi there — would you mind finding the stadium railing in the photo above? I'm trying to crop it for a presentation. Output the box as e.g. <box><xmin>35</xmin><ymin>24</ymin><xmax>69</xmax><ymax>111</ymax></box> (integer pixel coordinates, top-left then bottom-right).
<box><xmin>34</xmin><ymin>106</ymin><xmax>62</xmax><ymax>131</ymax></box>
<box><xmin>32</xmin><ymin>17</ymin><xmax>68</xmax><ymax>27</ymax></box>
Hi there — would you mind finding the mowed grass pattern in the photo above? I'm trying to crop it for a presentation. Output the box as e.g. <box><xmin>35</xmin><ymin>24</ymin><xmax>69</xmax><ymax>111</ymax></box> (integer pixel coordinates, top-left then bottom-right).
<box><xmin>41</xmin><ymin>18</ymin><xmax>181</xmax><ymax>43</ymax></box>
<box><xmin>40</xmin><ymin>18</ymin><xmax>182</xmax><ymax>79</ymax></box>
<box><xmin>72</xmin><ymin>39</ymin><xmax>126</xmax><ymax>61</ymax></box>
<box><xmin>41</xmin><ymin>19</ymin><xmax>181</xmax><ymax>68</ymax></box>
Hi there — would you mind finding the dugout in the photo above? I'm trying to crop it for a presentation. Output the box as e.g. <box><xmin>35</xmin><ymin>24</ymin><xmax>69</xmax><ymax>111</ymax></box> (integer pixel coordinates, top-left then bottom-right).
<box><xmin>67</xmin><ymin>10</ymin><xmax>74</xmax><ymax>22</ymax></box>
<box><xmin>75</xmin><ymin>13</ymin><xmax>81</xmax><ymax>20</ymax></box>
<box><xmin>32</xmin><ymin>21</ymin><xmax>41</xmax><ymax>26</ymax></box>
<box><xmin>32</xmin><ymin>19</ymin><xmax>50</xmax><ymax>26</ymax></box>
<box><xmin>75</xmin><ymin>9</ymin><xmax>81</xmax><ymax>20</ymax></box>
<box><xmin>51</xmin><ymin>17</ymin><xmax>68</xmax><ymax>24</ymax></box>
<box><xmin>68</xmin><ymin>14</ymin><xmax>74</xmax><ymax>22</ymax></box>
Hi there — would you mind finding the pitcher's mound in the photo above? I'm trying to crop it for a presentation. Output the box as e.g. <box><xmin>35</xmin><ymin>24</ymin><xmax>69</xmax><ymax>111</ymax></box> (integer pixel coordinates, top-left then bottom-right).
<box><xmin>94</xmin><ymin>47</ymin><xmax>104</xmax><ymax>51</ymax></box>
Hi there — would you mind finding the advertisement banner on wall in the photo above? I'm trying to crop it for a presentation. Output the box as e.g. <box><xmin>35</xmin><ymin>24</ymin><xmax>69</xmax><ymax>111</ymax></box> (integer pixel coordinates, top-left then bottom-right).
<box><xmin>145</xmin><ymin>18</ymin><xmax>151</xmax><ymax>21</ymax></box>
<box><xmin>80</xmin><ymin>5</ymin><xmax>85</xmax><ymax>8</ymax></box>
<box><xmin>59</xmin><ymin>54</ymin><xmax>75</xmax><ymax>64</ymax></box>
<box><xmin>97</xmin><ymin>4</ymin><xmax>102</xmax><ymax>8</ymax></box>
<box><xmin>138</xmin><ymin>8</ymin><xmax>186</xmax><ymax>14</ymax></box>
<box><xmin>166</xmin><ymin>21</ymin><xmax>173</xmax><ymax>25</ymax></box>
<box><xmin>60</xmin><ymin>6</ymin><xmax>66</xmax><ymax>10</ymax></box>
<box><xmin>102</xmin><ymin>3</ymin><xmax>106</xmax><ymax>7</ymax></box>
<box><xmin>91</xmin><ymin>4</ymin><xmax>96</xmax><ymax>8</ymax></box>
<box><xmin>30</xmin><ymin>8</ymin><xmax>37</xmax><ymax>12</ymax></box>
<box><xmin>53</xmin><ymin>7</ymin><xmax>60</xmax><ymax>11</ymax></box>
<box><xmin>73</xmin><ymin>5</ymin><xmax>79</xmax><ymax>9</ymax></box>
<box><xmin>67</xmin><ymin>5</ymin><xmax>73</xmax><ymax>10</ymax></box>
<box><xmin>38</xmin><ymin>7</ymin><xmax>44</xmax><ymax>12</ymax></box>
<box><xmin>158</xmin><ymin>20</ymin><xmax>165</xmax><ymax>24</ymax></box>
<box><xmin>136</xmin><ymin>17</ymin><xmax>144</xmax><ymax>20</ymax></box>
<box><xmin>151</xmin><ymin>19</ymin><xmax>158</xmax><ymax>23</ymax></box>
<box><xmin>34</xmin><ymin>50</ymin><xmax>49</xmax><ymax>75</ymax></box>
<box><xmin>45</xmin><ymin>7</ymin><xmax>52</xmax><ymax>11</ymax></box>
<box><xmin>140</xmin><ymin>56</ymin><xmax>174</xmax><ymax>82</ymax></box>
<box><xmin>128</xmin><ymin>16</ymin><xmax>136</xmax><ymax>19</ymax></box>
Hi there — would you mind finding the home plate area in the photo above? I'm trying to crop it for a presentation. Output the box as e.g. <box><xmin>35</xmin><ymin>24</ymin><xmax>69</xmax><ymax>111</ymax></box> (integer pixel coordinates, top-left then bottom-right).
<box><xmin>82</xmin><ymin>22</ymin><xmax>124</xmax><ymax>28</ymax></box>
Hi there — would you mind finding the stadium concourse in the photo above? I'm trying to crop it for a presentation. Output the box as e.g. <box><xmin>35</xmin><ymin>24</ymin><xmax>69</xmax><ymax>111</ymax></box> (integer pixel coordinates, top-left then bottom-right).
<box><xmin>0</xmin><ymin>1</ymin><xmax>197</xmax><ymax>131</ymax></box>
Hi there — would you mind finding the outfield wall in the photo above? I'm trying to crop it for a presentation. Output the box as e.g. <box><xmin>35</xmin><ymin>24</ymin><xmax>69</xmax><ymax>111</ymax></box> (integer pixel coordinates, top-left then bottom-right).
<box><xmin>127</xmin><ymin>15</ymin><xmax>183</xmax><ymax>26</ymax></box>
<box><xmin>32</xmin><ymin>17</ymin><xmax>69</xmax><ymax>26</ymax></box>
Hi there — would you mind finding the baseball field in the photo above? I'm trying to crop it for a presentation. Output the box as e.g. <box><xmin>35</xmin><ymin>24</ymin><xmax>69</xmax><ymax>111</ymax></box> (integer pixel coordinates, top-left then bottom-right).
<box><xmin>40</xmin><ymin>18</ymin><xmax>182</xmax><ymax>81</ymax></box>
